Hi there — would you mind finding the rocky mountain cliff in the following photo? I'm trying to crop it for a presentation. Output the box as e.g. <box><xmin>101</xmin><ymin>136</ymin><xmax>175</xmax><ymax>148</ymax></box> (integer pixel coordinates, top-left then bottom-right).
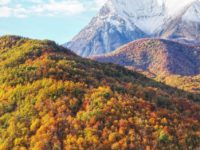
<box><xmin>65</xmin><ymin>0</ymin><xmax>200</xmax><ymax>57</ymax></box>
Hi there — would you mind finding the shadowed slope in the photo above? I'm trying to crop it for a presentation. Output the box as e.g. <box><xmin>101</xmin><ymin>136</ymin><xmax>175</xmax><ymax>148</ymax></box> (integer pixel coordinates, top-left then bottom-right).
<box><xmin>92</xmin><ymin>39</ymin><xmax>200</xmax><ymax>76</ymax></box>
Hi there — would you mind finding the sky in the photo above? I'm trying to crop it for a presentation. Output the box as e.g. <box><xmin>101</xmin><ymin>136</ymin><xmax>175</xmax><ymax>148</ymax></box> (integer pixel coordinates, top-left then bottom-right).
<box><xmin>0</xmin><ymin>0</ymin><xmax>107</xmax><ymax>44</ymax></box>
<box><xmin>0</xmin><ymin>0</ymin><xmax>196</xmax><ymax>44</ymax></box>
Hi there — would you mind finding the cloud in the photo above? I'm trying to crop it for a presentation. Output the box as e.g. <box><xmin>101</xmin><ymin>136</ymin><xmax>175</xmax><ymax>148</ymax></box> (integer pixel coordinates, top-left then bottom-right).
<box><xmin>0</xmin><ymin>0</ymin><xmax>10</xmax><ymax>5</ymax></box>
<box><xmin>0</xmin><ymin>4</ymin><xmax>28</xmax><ymax>18</ymax></box>
<box><xmin>93</xmin><ymin>0</ymin><xmax>107</xmax><ymax>10</ymax></box>
<box><xmin>0</xmin><ymin>0</ymin><xmax>107</xmax><ymax>18</ymax></box>
<box><xmin>0</xmin><ymin>6</ymin><xmax>11</xmax><ymax>17</ymax></box>
<box><xmin>32</xmin><ymin>0</ymin><xmax>85</xmax><ymax>16</ymax></box>
<box><xmin>82</xmin><ymin>0</ymin><xmax>107</xmax><ymax>11</ymax></box>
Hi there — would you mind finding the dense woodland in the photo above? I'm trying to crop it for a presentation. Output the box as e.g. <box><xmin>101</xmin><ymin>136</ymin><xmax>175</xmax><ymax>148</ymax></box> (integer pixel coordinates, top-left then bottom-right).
<box><xmin>0</xmin><ymin>36</ymin><xmax>199</xmax><ymax>150</ymax></box>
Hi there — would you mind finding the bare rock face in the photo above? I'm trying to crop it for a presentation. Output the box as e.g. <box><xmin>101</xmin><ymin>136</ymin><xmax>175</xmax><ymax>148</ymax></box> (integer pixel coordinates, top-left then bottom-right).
<box><xmin>66</xmin><ymin>20</ymin><xmax>147</xmax><ymax>57</ymax></box>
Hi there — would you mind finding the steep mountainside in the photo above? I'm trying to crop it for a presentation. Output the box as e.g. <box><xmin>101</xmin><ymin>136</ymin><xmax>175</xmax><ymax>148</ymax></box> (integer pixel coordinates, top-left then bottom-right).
<box><xmin>92</xmin><ymin>39</ymin><xmax>200</xmax><ymax>76</ymax></box>
<box><xmin>65</xmin><ymin>0</ymin><xmax>200</xmax><ymax>57</ymax></box>
<box><xmin>0</xmin><ymin>36</ymin><xmax>199</xmax><ymax>149</ymax></box>
<box><xmin>158</xmin><ymin>0</ymin><xmax>200</xmax><ymax>40</ymax></box>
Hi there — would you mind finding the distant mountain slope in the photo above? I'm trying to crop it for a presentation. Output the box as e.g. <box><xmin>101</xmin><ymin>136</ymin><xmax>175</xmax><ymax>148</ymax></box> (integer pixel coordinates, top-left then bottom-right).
<box><xmin>92</xmin><ymin>39</ymin><xmax>200</xmax><ymax>76</ymax></box>
<box><xmin>0</xmin><ymin>36</ymin><xmax>200</xmax><ymax>149</ymax></box>
<box><xmin>65</xmin><ymin>0</ymin><xmax>200</xmax><ymax>57</ymax></box>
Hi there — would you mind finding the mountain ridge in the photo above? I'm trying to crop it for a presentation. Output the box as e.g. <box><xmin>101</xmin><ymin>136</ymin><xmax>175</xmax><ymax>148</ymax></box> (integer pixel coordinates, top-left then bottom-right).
<box><xmin>91</xmin><ymin>38</ymin><xmax>200</xmax><ymax>76</ymax></box>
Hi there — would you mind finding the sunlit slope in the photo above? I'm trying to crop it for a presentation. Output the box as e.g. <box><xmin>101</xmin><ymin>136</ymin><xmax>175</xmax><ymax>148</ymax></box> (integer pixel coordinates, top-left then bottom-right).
<box><xmin>0</xmin><ymin>36</ymin><xmax>199</xmax><ymax>150</ymax></box>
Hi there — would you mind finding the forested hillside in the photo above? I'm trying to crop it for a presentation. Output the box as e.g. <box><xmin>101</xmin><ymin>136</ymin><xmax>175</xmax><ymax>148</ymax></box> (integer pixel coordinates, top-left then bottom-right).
<box><xmin>0</xmin><ymin>36</ymin><xmax>199</xmax><ymax>150</ymax></box>
<box><xmin>92</xmin><ymin>39</ymin><xmax>200</xmax><ymax>76</ymax></box>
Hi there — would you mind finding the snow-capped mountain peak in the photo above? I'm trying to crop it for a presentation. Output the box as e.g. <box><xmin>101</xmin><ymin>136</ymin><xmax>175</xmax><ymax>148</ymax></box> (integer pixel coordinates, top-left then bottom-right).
<box><xmin>65</xmin><ymin>0</ymin><xmax>200</xmax><ymax>57</ymax></box>
<box><xmin>102</xmin><ymin>0</ymin><xmax>166</xmax><ymax>33</ymax></box>
<box><xmin>165</xmin><ymin>0</ymin><xmax>196</xmax><ymax>15</ymax></box>
<box><xmin>182</xmin><ymin>0</ymin><xmax>200</xmax><ymax>22</ymax></box>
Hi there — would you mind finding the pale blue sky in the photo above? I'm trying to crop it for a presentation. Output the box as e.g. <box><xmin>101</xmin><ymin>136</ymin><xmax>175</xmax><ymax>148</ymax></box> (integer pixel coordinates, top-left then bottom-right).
<box><xmin>0</xmin><ymin>0</ymin><xmax>106</xmax><ymax>44</ymax></box>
